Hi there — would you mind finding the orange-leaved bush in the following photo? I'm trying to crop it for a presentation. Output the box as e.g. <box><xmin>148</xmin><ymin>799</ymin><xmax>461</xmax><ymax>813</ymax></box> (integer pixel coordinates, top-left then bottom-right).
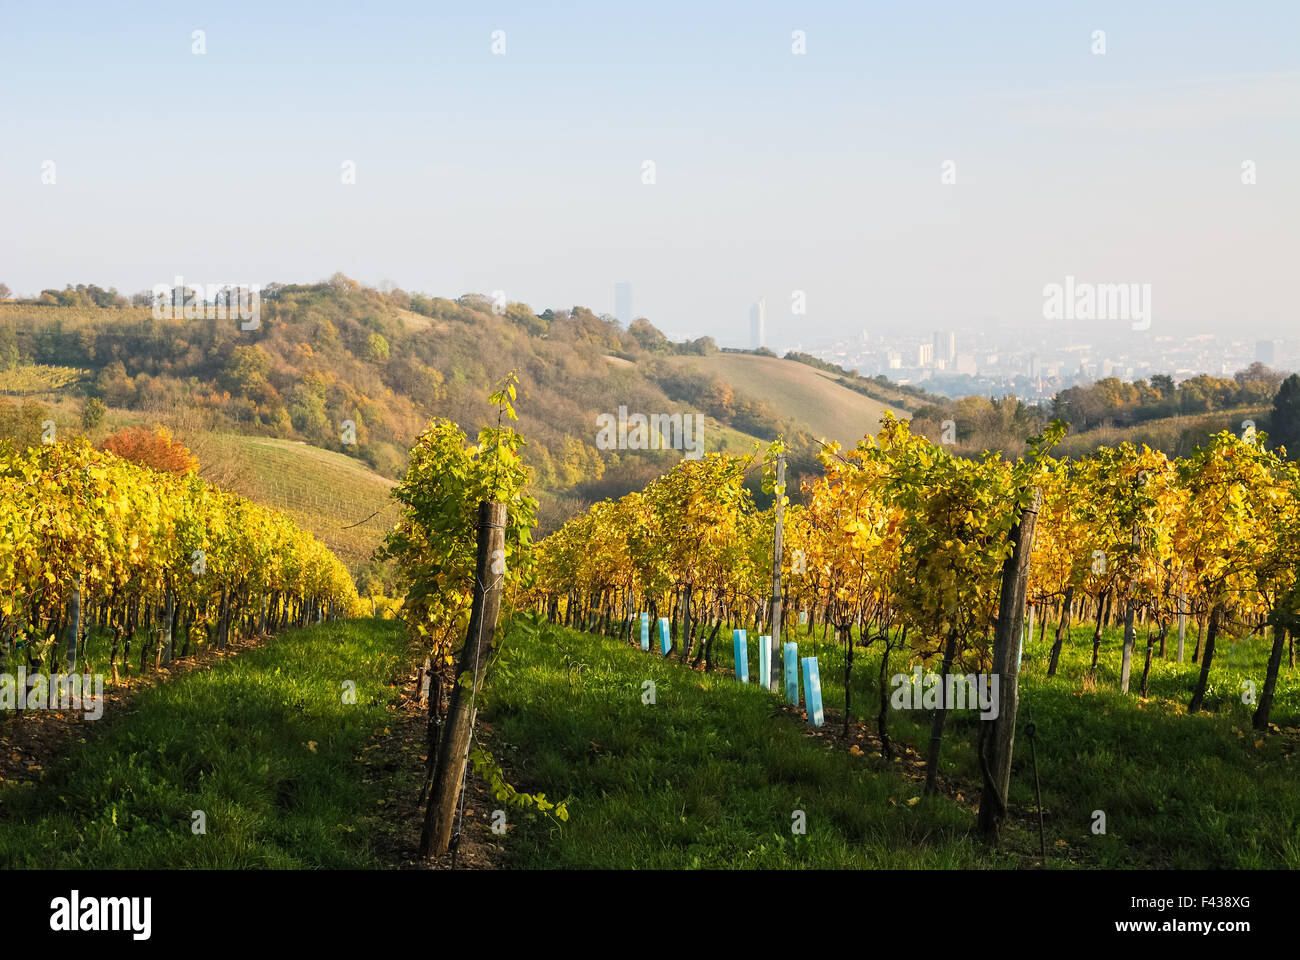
<box><xmin>99</xmin><ymin>424</ymin><xmax>199</xmax><ymax>475</ymax></box>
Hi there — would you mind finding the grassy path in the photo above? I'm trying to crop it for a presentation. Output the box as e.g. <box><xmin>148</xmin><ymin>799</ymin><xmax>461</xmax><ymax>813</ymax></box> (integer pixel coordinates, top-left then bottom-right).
<box><xmin>0</xmin><ymin>619</ymin><xmax>408</xmax><ymax>868</ymax></box>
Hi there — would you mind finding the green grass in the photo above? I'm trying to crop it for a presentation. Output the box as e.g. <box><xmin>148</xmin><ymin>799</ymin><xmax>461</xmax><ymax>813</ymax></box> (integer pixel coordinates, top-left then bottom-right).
<box><xmin>204</xmin><ymin>434</ymin><xmax>397</xmax><ymax>570</ymax></box>
<box><xmin>482</xmin><ymin>620</ymin><xmax>1002</xmax><ymax>868</ymax></box>
<box><xmin>0</xmin><ymin>618</ymin><xmax>408</xmax><ymax>868</ymax></box>
<box><xmin>5</xmin><ymin>610</ymin><xmax>1295</xmax><ymax>869</ymax></box>
<box><xmin>487</xmin><ymin>616</ymin><xmax>1300</xmax><ymax>869</ymax></box>
<box><xmin>698</xmin><ymin>415</ymin><xmax>768</xmax><ymax>454</ymax></box>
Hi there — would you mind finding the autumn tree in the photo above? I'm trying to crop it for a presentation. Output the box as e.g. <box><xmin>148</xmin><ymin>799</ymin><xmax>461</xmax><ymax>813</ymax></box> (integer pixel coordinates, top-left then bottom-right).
<box><xmin>99</xmin><ymin>425</ymin><xmax>199</xmax><ymax>475</ymax></box>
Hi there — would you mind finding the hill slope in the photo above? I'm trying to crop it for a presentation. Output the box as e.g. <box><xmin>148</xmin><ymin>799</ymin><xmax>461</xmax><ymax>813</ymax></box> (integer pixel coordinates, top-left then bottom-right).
<box><xmin>201</xmin><ymin>434</ymin><xmax>397</xmax><ymax>572</ymax></box>
<box><xmin>671</xmin><ymin>353</ymin><xmax>909</xmax><ymax>448</ymax></box>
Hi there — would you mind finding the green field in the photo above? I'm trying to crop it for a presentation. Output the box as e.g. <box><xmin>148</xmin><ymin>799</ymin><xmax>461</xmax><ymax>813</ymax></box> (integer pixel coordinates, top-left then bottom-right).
<box><xmin>673</xmin><ymin>353</ymin><xmax>910</xmax><ymax>448</ymax></box>
<box><xmin>204</xmin><ymin>434</ymin><xmax>397</xmax><ymax>571</ymax></box>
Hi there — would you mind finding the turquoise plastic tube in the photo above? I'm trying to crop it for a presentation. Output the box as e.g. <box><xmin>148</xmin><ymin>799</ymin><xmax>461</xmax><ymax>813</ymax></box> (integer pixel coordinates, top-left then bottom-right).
<box><xmin>801</xmin><ymin>657</ymin><xmax>824</xmax><ymax>726</ymax></box>
<box><xmin>733</xmin><ymin>629</ymin><xmax>749</xmax><ymax>683</ymax></box>
<box><xmin>783</xmin><ymin>641</ymin><xmax>799</xmax><ymax>703</ymax></box>
<box><xmin>758</xmin><ymin>635</ymin><xmax>771</xmax><ymax>690</ymax></box>
<box><xmin>658</xmin><ymin>617</ymin><xmax>671</xmax><ymax>656</ymax></box>
<box><xmin>640</xmin><ymin>612</ymin><xmax>650</xmax><ymax>651</ymax></box>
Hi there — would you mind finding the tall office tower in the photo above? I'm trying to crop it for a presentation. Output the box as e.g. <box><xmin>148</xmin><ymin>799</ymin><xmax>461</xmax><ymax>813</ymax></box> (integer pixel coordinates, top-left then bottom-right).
<box><xmin>917</xmin><ymin>342</ymin><xmax>934</xmax><ymax>366</ymax></box>
<box><xmin>615</xmin><ymin>282</ymin><xmax>633</xmax><ymax>326</ymax></box>
<box><xmin>750</xmin><ymin>299</ymin><xmax>766</xmax><ymax>349</ymax></box>
<box><xmin>1256</xmin><ymin>339</ymin><xmax>1277</xmax><ymax>365</ymax></box>
<box><xmin>934</xmin><ymin>330</ymin><xmax>956</xmax><ymax>364</ymax></box>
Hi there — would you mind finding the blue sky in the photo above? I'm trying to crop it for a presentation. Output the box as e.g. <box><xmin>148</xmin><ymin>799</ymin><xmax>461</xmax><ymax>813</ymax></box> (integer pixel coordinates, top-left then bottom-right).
<box><xmin>2</xmin><ymin>1</ymin><xmax>1297</xmax><ymax>343</ymax></box>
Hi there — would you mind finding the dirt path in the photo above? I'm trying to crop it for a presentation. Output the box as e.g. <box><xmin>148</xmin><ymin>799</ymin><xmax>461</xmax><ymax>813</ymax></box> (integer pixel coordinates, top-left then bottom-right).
<box><xmin>368</xmin><ymin>644</ymin><xmax>506</xmax><ymax>870</ymax></box>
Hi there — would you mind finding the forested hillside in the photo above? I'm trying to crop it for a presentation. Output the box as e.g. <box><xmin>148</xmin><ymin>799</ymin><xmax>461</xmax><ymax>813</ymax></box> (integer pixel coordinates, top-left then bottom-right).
<box><xmin>0</xmin><ymin>277</ymin><xmax>825</xmax><ymax>530</ymax></box>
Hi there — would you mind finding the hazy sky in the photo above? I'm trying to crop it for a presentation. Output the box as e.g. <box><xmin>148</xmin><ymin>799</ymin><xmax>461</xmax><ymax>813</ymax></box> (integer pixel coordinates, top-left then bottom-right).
<box><xmin>3</xmin><ymin>1</ymin><xmax>1297</xmax><ymax>344</ymax></box>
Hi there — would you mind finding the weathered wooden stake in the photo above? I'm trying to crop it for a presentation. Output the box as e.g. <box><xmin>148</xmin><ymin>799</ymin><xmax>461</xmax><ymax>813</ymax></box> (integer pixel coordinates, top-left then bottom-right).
<box><xmin>421</xmin><ymin>501</ymin><xmax>507</xmax><ymax>859</ymax></box>
<box><xmin>978</xmin><ymin>488</ymin><xmax>1041</xmax><ymax>840</ymax></box>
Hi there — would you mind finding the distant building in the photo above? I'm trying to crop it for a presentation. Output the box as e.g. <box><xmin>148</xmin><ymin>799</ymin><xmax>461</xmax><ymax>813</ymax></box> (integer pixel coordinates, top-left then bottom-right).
<box><xmin>887</xmin><ymin>350</ymin><xmax>902</xmax><ymax>370</ymax></box>
<box><xmin>615</xmin><ymin>282</ymin><xmax>633</xmax><ymax>326</ymax></box>
<box><xmin>917</xmin><ymin>342</ymin><xmax>934</xmax><ymax>367</ymax></box>
<box><xmin>750</xmin><ymin>299</ymin><xmax>766</xmax><ymax>349</ymax></box>
<box><xmin>1256</xmin><ymin>339</ymin><xmax>1278</xmax><ymax>365</ymax></box>
<box><xmin>934</xmin><ymin>330</ymin><xmax>956</xmax><ymax>364</ymax></box>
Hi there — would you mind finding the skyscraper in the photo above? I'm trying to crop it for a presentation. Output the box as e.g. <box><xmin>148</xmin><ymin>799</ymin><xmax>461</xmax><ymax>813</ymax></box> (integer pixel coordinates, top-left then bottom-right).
<box><xmin>1256</xmin><ymin>340</ymin><xmax>1277</xmax><ymax>365</ymax></box>
<box><xmin>750</xmin><ymin>299</ymin><xmax>766</xmax><ymax>349</ymax></box>
<box><xmin>615</xmin><ymin>282</ymin><xmax>633</xmax><ymax>326</ymax></box>
<box><xmin>934</xmin><ymin>330</ymin><xmax>956</xmax><ymax>364</ymax></box>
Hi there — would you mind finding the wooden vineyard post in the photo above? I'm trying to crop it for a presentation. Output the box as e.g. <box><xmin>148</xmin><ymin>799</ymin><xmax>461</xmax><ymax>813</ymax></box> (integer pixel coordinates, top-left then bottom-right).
<box><xmin>421</xmin><ymin>501</ymin><xmax>508</xmax><ymax>859</ymax></box>
<box><xmin>769</xmin><ymin>451</ymin><xmax>786</xmax><ymax>694</ymax></box>
<box><xmin>979</xmin><ymin>487</ymin><xmax>1041</xmax><ymax>840</ymax></box>
<box><xmin>1119</xmin><ymin>523</ymin><xmax>1141</xmax><ymax>693</ymax></box>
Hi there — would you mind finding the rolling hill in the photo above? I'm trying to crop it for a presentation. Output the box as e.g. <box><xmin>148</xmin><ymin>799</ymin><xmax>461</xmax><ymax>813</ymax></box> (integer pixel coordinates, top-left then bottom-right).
<box><xmin>669</xmin><ymin>352</ymin><xmax>909</xmax><ymax>448</ymax></box>
<box><xmin>201</xmin><ymin>434</ymin><xmax>397</xmax><ymax>572</ymax></box>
